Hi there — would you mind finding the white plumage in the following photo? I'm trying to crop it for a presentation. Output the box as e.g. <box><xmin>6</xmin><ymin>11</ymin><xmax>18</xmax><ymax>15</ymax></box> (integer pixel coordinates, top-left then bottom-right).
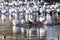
<box><xmin>39</xmin><ymin>16</ymin><xmax>45</xmax><ymax>22</ymax></box>
<box><xmin>44</xmin><ymin>13</ymin><xmax>52</xmax><ymax>24</ymax></box>
<box><xmin>13</xmin><ymin>20</ymin><xmax>20</xmax><ymax>26</ymax></box>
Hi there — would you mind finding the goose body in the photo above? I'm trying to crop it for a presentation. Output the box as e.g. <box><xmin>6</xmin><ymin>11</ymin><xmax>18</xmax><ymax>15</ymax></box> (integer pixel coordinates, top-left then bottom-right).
<box><xmin>21</xmin><ymin>19</ymin><xmax>29</xmax><ymax>24</ymax></box>
<box><xmin>44</xmin><ymin>13</ymin><xmax>54</xmax><ymax>28</ymax></box>
<box><xmin>29</xmin><ymin>14</ymin><xmax>35</xmax><ymax>23</ymax></box>
<box><xmin>39</xmin><ymin>16</ymin><xmax>45</xmax><ymax>22</ymax></box>
<box><xmin>21</xmin><ymin>19</ymin><xmax>24</xmax><ymax>24</ymax></box>
<box><xmin>25</xmin><ymin>14</ymin><xmax>29</xmax><ymax>21</ymax></box>
<box><xmin>1</xmin><ymin>14</ymin><xmax>6</xmax><ymax>20</ymax></box>
<box><xmin>13</xmin><ymin>19</ymin><xmax>20</xmax><ymax>26</ymax></box>
<box><xmin>44</xmin><ymin>14</ymin><xmax>52</xmax><ymax>24</ymax></box>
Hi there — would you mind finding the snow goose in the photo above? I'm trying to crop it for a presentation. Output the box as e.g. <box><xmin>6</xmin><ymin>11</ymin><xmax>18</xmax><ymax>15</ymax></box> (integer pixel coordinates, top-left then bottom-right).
<box><xmin>39</xmin><ymin>16</ymin><xmax>45</xmax><ymax>22</ymax></box>
<box><xmin>44</xmin><ymin>12</ymin><xmax>54</xmax><ymax>28</ymax></box>
<box><xmin>13</xmin><ymin>19</ymin><xmax>21</xmax><ymax>33</ymax></box>
<box><xmin>1</xmin><ymin>9</ymin><xmax>6</xmax><ymax>24</ymax></box>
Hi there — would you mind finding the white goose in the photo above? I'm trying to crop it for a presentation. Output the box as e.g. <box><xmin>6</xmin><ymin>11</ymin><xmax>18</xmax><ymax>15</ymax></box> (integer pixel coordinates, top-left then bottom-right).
<box><xmin>44</xmin><ymin>12</ymin><xmax>54</xmax><ymax>28</ymax></box>
<box><xmin>13</xmin><ymin>8</ymin><xmax>25</xmax><ymax>33</ymax></box>
<box><xmin>18</xmin><ymin>1</ymin><xmax>24</xmax><ymax>6</ymax></box>
<box><xmin>29</xmin><ymin>14</ymin><xmax>34</xmax><ymax>22</ymax></box>
<box><xmin>13</xmin><ymin>19</ymin><xmax>20</xmax><ymax>26</ymax></box>
<box><xmin>9</xmin><ymin>8</ymin><xmax>16</xmax><ymax>20</ymax></box>
<box><xmin>25</xmin><ymin>10</ymin><xmax>30</xmax><ymax>21</ymax></box>
<box><xmin>39</xmin><ymin>7</ymin><xmax>46</xmax><ymax>22</ymax></box>
<box><xmin>13</xmin><ymin>19</ymin><xmax>20</xmax><ymax>33</ymax></box>
<box><xmin>1</xmin><ymin>9</ymin><xmax>6</xmax><ymax>24</ymax></box>
<box><xmin>44</xmin><ymin>13</ymin><xmax>52</xmax><ymax>24</ymax></box>
<box><xmin>12</xmin><ymin>8</ymin><xmax>21</xmax><ymax>33</ymax></box>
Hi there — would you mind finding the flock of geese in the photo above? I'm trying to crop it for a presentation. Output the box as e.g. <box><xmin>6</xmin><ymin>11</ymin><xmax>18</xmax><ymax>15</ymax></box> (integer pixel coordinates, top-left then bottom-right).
<box><xmin>0</xmin><ymin>0</ymin><xmax>59</xmax><ymax>39</ymax></box>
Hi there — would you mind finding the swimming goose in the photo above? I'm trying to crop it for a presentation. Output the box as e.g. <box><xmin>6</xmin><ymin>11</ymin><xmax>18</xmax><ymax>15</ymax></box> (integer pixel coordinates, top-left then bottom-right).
<box><xmin>13</xmin><ymin>19</ymin><xmax>21</xmax><ymax>33</ymax></box>
<box><xmin>1</xmin><ymin>9</ymin><xmax>6</xmax><ymax>24</ymax></box>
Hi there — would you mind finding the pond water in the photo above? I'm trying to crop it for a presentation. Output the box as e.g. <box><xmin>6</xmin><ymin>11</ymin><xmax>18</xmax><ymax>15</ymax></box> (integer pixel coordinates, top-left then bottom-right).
<box><xmin>0</xmin><ymin>18</ymin><xmax>60</xmax><ymax>40</ymax></box>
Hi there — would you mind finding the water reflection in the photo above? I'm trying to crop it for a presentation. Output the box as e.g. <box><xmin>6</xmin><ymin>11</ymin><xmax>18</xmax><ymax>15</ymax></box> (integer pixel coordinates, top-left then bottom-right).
<box><xmin>13</xmin><ymin>26</ymin><xmax>21</xmax><ymax>33</ymax></box>
<box><xmin>0</xmin><ymin>23</ymin><xmax>58</xmax><ymax>40</ymax></box>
